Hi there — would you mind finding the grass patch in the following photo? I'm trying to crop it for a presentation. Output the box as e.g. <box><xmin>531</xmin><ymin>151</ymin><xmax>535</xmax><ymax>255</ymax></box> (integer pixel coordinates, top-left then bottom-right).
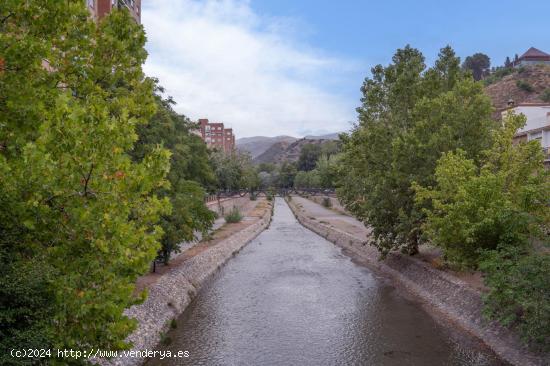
<box><xmin>224</xmin><ymin>206</ymin><xmax>243</xmax><ymax>223</ymax></box>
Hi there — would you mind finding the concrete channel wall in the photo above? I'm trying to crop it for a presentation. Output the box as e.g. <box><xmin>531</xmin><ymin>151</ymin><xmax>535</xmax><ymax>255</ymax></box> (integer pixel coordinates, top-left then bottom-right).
<box><xmin>99</xmin><ymin>201</ymin><xmax>272</xmax><ymax>366</ymax></box>
<box><xmin>286</xmin><ymin>197</ymin><xmax>548</xmax><ymax>366</ymax></box>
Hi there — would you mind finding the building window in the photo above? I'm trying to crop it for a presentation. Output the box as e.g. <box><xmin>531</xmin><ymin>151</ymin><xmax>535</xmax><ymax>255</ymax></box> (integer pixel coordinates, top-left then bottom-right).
<box><xmin>529</xmin><ymin>131</ymin><xmax>542</xmax><ymax>143</ymax></box>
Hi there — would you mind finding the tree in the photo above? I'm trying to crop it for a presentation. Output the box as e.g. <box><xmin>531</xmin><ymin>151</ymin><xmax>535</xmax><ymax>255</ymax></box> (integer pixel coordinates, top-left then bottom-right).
<box><xmin>338</xmin><ymin>46</ymin><xmax>495</xmax><ymax>256</ymax></box>
<box><xmin>1</xmin><ymin>2</ymin><xmax>169</xmax><ymax>360</ymax></box>
<box><xmin>315</xmin><ymin>154</ymin><xmax>340</xmax><ymax>189</ymax></box>
<box><xmin>462</xmin><ymin>53</ymin><xmax>491</xmax><ymax>81</ymax></box>
<box><xmin>415</xmin><ymin>113</ymin><xmax>549</xmax><ymax>348</ymax></box>
<box><xmin>277</xmin><ymin>161</ymin><xmax>298</xmax><ymax>188</ymax></box>
<box><xmin>415</xmin><ymin>113</ymin><xmax>549</xmax><ymax>268</ymax></box>
<box><xmin>504</xmin><ymin>56</ymin><xmax>512</xmax><ymax>69</ymax></box>
<box><xmin>210</xmin><ymin>150</ymin><xmax>257</xmax><ymax>191</ymax></box>
<box><xmin>298</xmin><ymin>143</ymin><xmax>322</xmax><ymax>171</ymax></box>
<box><xmin>132</xmin><ymin>94</ymin><xmax>216</xmax><ymax>263</ymax></box>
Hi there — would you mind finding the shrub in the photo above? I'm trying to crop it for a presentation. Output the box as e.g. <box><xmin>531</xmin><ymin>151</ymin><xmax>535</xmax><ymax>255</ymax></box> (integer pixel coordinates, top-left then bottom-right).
<box><xmin>540</xmin><ymin>88</ymin><xmax>550</xmax><ymax>102</ymax></box>
<box><xmin>322</xmin><ymin>197</ymin><xmax>332</xmax><ymax>208</ymax></box>
<box><xmin>516</xmin><ymin>79</ymin><xmax>534</xmax><ymax>92</ymax></box>
<box><xmin>224</xmin><ymin>206</ymin><xmax>243</xmax><ymax>223</ymax></box>
<box><xmin>480</xmin><ymin>247</ymin><xmax>550</xmax><ymax>350</ymax></box>
<box><xmin>169</xmin><ymin>318</ymin><xmax>177</xmax><ymax>329</ymax></box>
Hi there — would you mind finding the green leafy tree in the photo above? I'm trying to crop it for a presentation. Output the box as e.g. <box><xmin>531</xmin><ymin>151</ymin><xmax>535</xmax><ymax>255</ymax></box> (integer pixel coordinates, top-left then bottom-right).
<box><xmin>415</xmin><ymin>112</ymin><xmax>549</xmax><ymax>348</ymax></box>
<box><xmin>338</xmin><ymin>46</ymin><xmax>495</xmax><ymax>255</ymax></box>
<box><xmin>210</xmin><ymin>150</ymin><xmax>257</xmax><ymax>191</ymax></box>
<box><xmin>132</xmin><ymin>95</ymin><xmax>216</xmax><ymax>263</ymax></box>
<box><xmin>462</xmin><ymin>53</ymin><xmax>491</xmax><ymax>81</ymax></box>
<box><xmin>315</xmin><ymin>154</ymin><xmax>340</xmax><ymax>189</ymax></box>
<box><xmin>415</xmin><ymin>113</ymin><xmax>549</xmax><ymax>268</ymax></box>
<box><xmin>294</xmin><ymin>170</ymin><xmax>321</xmax><ymax>189</ymax></box>
<box><xmin>298</xmin><ymin>143</ymin><xmax>322</xmax><ymax>171</ymax></box>
<box><xmin>320</xmin><ymin>140</ymin><xmax>340</xmax><ymax>157</ymax></box>
<box><xmin>277</xmin><ymin>161</ymin><xmax>298</xmax><ymax>188</ymax></box>
<box><xmin>1</xmin><ymin>2</ymin><xmax>169</xmax><ymax>360</ymax></box>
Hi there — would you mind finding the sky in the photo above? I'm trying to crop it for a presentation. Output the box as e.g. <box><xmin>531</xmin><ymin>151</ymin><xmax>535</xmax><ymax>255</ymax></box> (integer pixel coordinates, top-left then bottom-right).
<box><xmin>142</xmin><ymin>0</ymin><xmax>550</xmax><ymax>138</ymax></box>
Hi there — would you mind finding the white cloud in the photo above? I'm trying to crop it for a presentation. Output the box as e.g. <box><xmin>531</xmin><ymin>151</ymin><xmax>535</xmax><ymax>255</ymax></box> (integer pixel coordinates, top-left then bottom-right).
<box><xmin>142</xmin><ymin>0</ymin><xmax>358</xmax><ymax>138</ymax></box>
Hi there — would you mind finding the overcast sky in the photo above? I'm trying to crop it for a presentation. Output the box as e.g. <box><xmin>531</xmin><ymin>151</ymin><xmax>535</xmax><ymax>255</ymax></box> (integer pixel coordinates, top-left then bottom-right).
<box><xmin>142</xmin><ymin>0</ymin><xmax>550</xmax><ymax>138</ymax></box>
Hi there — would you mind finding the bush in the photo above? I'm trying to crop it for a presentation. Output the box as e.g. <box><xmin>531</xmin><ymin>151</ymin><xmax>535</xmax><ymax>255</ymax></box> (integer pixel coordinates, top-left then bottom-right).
<box><xmin>322</xmin><ymin>197</ymin><xmax>332</xmax><ymax>208</ymax></box>
<box><xmin>516</xmin><ymin>79</ymin><xmax>534</xmax><ymax>92</ymax></box>
<box><xmin>224</xmin><ymin>206</ymin><xmax>242</xmax><ymax>223</ymax></box>
<box><xmin>541</xmin><ymin>88</ymin><xmax>550</xmax><ymax>102</ymax></box>
<box><xmin>480</xmin><ymin>248</ymin><xmax>550</xmax><ymax>350</ymax></box>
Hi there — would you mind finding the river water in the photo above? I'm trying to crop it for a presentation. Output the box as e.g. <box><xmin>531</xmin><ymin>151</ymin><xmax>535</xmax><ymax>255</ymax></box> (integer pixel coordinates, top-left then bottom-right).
<box><xmin>148</xmin><ymin>198</ymin><xmax>504</xmax><ymax>366</ymax></box>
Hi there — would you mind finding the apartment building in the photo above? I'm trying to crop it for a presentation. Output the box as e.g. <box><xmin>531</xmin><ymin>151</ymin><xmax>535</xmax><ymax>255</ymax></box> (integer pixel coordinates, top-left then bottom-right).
<box><xmin>87</xmin><ymin>0</ymin><xmax>141</xmax><ymax>23</ymax></box>
<box><xmin>199</xmin><ymin>119</ymin><xmax>236</xmax><ymax>153</ymax></box>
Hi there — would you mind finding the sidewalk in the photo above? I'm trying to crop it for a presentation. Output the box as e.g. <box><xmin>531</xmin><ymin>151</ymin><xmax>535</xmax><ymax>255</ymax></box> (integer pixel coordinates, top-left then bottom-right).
<box><xmin>290</xmin><ymin>195</ymin><xmax>371</xmax><ymax>240</ymax></box>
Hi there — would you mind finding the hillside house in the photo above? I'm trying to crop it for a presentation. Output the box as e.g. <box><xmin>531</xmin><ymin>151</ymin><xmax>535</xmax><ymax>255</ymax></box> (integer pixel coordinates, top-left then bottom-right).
<box><xmin>514</xmin><ymin>47</ymin><xmax>550</xmax><ymax>67</ymax></box>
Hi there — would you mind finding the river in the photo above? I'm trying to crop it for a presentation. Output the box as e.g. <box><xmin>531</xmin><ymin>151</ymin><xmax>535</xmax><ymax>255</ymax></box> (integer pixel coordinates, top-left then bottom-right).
<box><xmin>147</xmin><ymin>198</ymin><xmax>503</xmax><ymax>366</ymax></box>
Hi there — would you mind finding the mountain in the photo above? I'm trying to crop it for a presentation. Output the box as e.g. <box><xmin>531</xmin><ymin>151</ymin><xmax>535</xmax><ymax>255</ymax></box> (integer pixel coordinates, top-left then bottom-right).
<box><xmin>304</xmin><ymin>132</ymin><xmax>340</xmax><ymax>140</ymax></box>
<box><xmin>254</xmin><ymin>138</ymin><xmax>333</xmax><ymax>164</ymax></box>
<box><xmin>236</xmin><ymin>135</ymin><xmax>297</xmax><ymax>159</ymax></box>
<box><xmin>237</xmin><ymin>132</ymin><xmax>342</xmax><ymax>159</ymax></box>
<box><xmin>485</xmin><ymin>64</ymin><xmax>550</xmax><ymax>112</ymax></box>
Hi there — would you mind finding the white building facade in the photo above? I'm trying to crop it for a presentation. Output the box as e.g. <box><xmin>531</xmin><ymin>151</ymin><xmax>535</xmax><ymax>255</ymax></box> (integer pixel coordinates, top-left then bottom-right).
<box><xmin>504</xmin><ymin>104</ymin><xmax>550</xmax><ymax>165</ymax></box>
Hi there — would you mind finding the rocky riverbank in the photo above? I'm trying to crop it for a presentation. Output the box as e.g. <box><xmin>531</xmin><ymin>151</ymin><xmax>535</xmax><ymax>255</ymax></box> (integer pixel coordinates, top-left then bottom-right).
<box><xmin>286</xmin><ymin>195</ymin><xmax>548</xmax><ymax>366</ymax></box>
<box><xmin>99</xmin><ymin>199</ymin><xmax>273</xmax><ymax>366</ymax></box>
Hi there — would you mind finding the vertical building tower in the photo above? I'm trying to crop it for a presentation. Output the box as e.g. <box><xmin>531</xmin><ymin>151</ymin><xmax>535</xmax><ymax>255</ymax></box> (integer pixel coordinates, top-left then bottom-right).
<box><xmin>223</xmin><ymin>128</ymin><xmax>235</xmax><ymax>153</ymax></box>
<box><xmin>87</xmin><ymin>0</ymin><xmax>142</xmax><ymax>23</ymax></box>
<box><xmin>199</xmin><ymin>119</ymin><xmax>236</xmax><ymax>153</ymax></box>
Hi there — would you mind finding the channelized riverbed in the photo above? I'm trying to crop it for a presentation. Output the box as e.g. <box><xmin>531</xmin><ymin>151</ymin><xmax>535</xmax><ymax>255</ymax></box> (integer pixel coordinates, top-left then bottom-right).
<box><xmin>148</xmin><ymin>198</ymin><xmax>503</xmax><ymax>366</ymax></box>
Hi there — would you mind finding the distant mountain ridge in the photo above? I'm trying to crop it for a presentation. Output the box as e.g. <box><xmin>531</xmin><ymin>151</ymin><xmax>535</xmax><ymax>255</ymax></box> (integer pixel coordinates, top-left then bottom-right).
<box><xmin>253</xmin><ymin>138</ymin><xmax>331</xmax><ymax>164</ymax></box>
<box><xmin>236</xmin><ymin>135</ymin><xmax>297</xmax><ymax>159</ymax></box>
<box><xmin>236</xmin><ymin>132</ymin><xmax>340</xmax><ymax>159</ymax></box>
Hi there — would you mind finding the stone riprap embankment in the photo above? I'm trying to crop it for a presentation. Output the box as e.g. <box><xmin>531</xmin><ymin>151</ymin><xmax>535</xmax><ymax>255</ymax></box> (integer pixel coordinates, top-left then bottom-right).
<box><xmin>286</xmin><ymin>195</ymin><xmax>548</xmax><ymax>366</ymax></box>
<box><xmin>99</xmin><ymin>201</ymin><xmax>272</xmax><ymax>366</ymax></box>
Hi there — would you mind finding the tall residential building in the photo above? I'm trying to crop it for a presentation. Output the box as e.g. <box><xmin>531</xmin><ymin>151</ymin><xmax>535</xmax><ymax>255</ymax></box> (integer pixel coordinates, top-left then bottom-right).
<box><xmin>199</xmin><ymin>119</ymin><xmax>236</xmax><ymax>153</ymax></box>
<box><xmin>87</xmin><ymin>0</ymin><xmax>141</xmax><ymax>23</ymax></box>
